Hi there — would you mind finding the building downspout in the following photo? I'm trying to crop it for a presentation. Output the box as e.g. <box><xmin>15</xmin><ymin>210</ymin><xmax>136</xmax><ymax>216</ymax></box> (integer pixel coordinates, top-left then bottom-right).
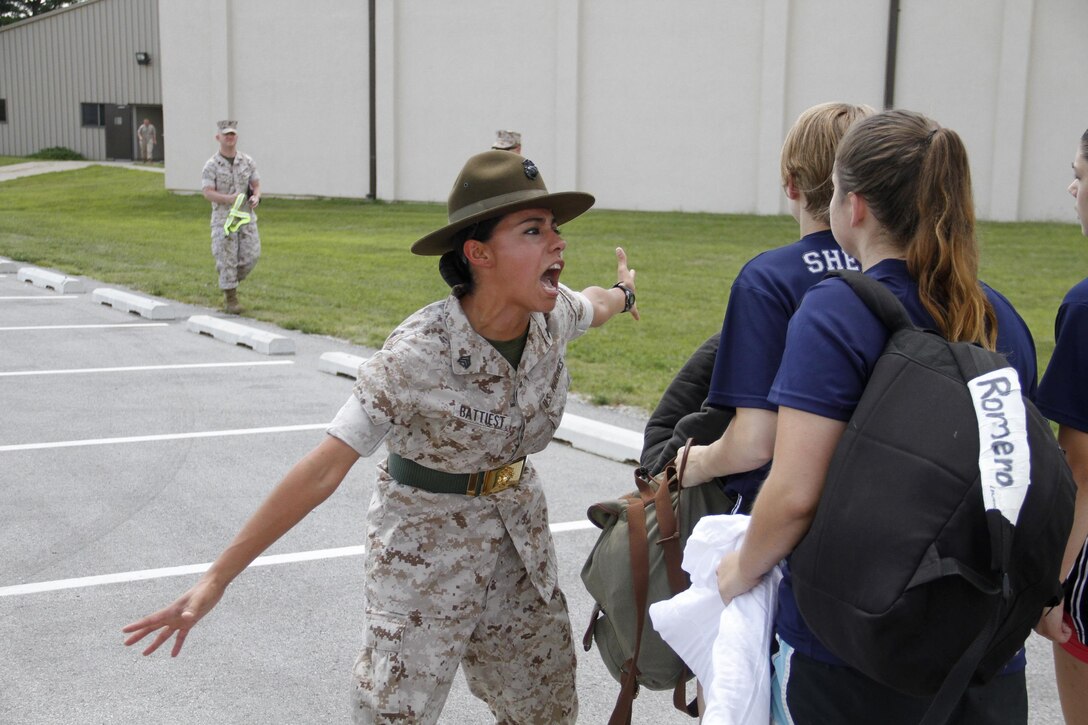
<box><xmin>368</xmin><ymin>0</ymin><xmax>377</xmax><ymax>199</ymax></box>
<box><xmin>884</xmin><ymin>0</ymin><xmax>900</xmax><ymax>109</ymax></box>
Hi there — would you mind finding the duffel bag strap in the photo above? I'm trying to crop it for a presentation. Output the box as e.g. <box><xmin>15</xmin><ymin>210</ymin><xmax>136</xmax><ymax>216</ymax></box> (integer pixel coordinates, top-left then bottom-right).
<box><xmin>608</xmin><ymin>493</ymin><xmax>651</xmax><ymax>725</ymax></box>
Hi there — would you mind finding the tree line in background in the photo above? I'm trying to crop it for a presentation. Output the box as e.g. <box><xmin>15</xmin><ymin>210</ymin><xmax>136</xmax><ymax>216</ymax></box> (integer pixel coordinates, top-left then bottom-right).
<box><xmin>0</xmin><ymin>0</ymin><xmax>76</xmax><ymax>27</ymax></box>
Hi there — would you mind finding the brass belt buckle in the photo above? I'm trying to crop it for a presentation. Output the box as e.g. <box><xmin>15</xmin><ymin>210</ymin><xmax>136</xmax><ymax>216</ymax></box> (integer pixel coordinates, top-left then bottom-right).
<box><xmin>471</xmin><ymin>458</ymin><xmax>525</xmax><ymax>496</ymax></box>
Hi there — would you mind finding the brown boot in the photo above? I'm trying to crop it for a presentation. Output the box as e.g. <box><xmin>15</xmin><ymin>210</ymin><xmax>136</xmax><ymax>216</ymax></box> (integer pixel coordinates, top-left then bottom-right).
<box><xmin>224</xmin><ymin>288</ymin><xmax>242</xmax><ymax>314</ymax></box>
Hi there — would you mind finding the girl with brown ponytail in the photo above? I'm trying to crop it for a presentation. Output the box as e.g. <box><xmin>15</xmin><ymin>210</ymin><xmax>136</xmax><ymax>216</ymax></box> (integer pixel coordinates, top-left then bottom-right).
<box><xmin>711</xmin><ymin>109</ymin><xmax>1039</xmax><ymax>723</ymax></box>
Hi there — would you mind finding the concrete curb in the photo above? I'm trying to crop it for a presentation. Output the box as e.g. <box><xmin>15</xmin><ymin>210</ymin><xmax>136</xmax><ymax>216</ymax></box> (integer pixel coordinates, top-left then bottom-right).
<box><xmin>16</xmin><ymin>267</ymin><xmax>84</xmax><ymax>293</ymax></box>
<box><xmin>0</xmin><ymin>258</ymin><xmax>18</xmax><ymax>274</ymax></box>
<box><xmin>92</xmin><ymin>288</ymin><xmax>177</xmax><ymax>320</ymax></box>
<box><xmin>187</xmin><ymin>314</ymin><xmax>296</xmax><ymax>355</ymax></box>
<box><xmin>317</xmin><ymin>351</ymin><xmax>642</xmax><ymax>464</ymax></box>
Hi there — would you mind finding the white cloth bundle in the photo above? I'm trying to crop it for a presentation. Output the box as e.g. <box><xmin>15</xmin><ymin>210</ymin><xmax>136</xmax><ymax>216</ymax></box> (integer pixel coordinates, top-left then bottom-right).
<box><xmin>648</xmin><ymin>514</ymin><xmax>781</xmax><ymax>725</ymax></box>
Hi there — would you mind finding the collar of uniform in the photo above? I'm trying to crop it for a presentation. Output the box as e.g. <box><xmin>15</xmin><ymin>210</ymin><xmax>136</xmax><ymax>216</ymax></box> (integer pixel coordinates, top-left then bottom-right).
<box><xmin>443</xmin><ymin>295</ymin><xmax>554</xmax><ymax>376</ymax></box>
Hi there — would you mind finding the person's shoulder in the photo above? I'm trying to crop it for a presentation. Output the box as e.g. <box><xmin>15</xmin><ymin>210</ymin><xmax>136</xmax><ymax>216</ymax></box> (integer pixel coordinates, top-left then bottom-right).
<box><xmin>980</xmin><ymin>282</ymin><xmax>1028</xmax><ymax>324</ymax></box>
<box><xmin>1062</xmin><ymin>276</ymin><xmax>1088</xmax><ymax>305</ymax></box>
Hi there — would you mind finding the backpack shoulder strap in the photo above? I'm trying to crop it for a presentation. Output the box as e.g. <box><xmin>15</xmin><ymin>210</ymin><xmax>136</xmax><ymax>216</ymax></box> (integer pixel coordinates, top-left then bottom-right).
<box><xmin>827</xmin><ymin>269</ymin><xmax>915</xmax><ymax>334</ymax></box>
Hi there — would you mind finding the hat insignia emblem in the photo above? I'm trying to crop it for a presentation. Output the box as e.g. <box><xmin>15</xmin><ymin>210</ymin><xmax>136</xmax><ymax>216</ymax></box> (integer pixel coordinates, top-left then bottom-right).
<box><xmin>523</xmin><ymin>159</ymin><xmax>538</xmax><ymax>180</ymax></box>
<box><xmin>457</xmin><ymin>354</ymin><xmax>471</xmax><ymax>369</ymax></box>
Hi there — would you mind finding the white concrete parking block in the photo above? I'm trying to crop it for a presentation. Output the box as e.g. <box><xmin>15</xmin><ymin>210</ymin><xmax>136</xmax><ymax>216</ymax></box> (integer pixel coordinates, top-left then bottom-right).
<box><xmin>187</xmin><ymin>314</ymin><xmax>295</xmax><ymax>355</ymax></box>
<box><xmin>318</xmin><ymin>351</ymin><xmax>367</xmax><ymax>378</ymax></box>
<box><xmin>556</xmin><ymin>413</ymin><xmax>642</xmax><ymax>464</ymax></box>
<box><xmin>0</xmin><ymin>258</ymin><xmax>18</xmax><ymax>273</ymax></box>
<box><xmin>92</xmin><ymin>288</ymin><xmax>177</xmax><ymax>320</ymax></box>
<box><xmin>16</xmin><ymin>266</ymin><xmax>84</xmax><ymax>293</ymax></box>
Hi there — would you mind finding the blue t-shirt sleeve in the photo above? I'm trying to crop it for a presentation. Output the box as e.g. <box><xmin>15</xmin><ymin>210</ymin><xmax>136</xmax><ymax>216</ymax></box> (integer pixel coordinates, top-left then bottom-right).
<box><xmin>769</xmin><ymin>279</ymin><xmax>884</xmax><ymax>421</ymax></box>
<box><xmin>707</xmin><ymin>281</ymin><xmax>791</xmax><ymax>411</ymax></box>
<box><xmin>1037</xmin><ymin>294</ymin><xmax>1088</xmax><ymax>432</ymax></box>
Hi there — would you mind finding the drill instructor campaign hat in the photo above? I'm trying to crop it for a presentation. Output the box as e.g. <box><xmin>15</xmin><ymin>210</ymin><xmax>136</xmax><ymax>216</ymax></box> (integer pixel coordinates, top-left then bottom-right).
<box><xmin>411</xmin><ymin>151</ymin><xmax>595</xmax><ymax>256</ymax></box>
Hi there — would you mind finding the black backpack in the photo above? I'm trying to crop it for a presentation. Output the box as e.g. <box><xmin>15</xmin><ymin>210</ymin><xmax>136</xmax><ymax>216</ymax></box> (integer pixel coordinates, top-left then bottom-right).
<box><xmin>790</xmin><ymin>271</ymin><xmax>1075</xmax><ymax>725</ymax></box>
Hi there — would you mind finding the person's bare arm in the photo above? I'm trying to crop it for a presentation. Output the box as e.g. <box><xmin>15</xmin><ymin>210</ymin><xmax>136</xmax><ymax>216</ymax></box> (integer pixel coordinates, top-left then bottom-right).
<box><xmin>122</xmin><ymin>436</ymin><xmax>359</xmax><ymax>656</ymax></box>
<box><xmin>681</xmin><ymin>407</ymin><xmax>778</xmax><ymax>487</ymax></box>
<box><xmin>202</xmin><ymin>186</ymin><xmax>238</xmax><ymax>206</ymax></box>
<box><xmin>716</xmin><ymin>407</ymin><xmax>846</xmax><ymax>603</ymax></box>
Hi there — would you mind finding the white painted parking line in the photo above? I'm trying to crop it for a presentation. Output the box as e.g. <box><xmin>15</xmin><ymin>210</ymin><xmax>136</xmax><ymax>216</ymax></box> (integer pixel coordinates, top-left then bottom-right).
<box><xmin>0</xmin><ymin>360</ymin><xmax>295</xmax><ymax>378</ymax></box>
<box><xmin>0</xmin><ymin>520</ymin><xmax>598</xmax><ymax>597</ymax></box>
<box><xmin>0</xmin><ymin>322</ymin><xmax>169</xmax><ymax>331</ymax></box>
<box><xmin>0</xmin><ymin>423</ymin><xmax>328</xmax><ymax>452</ymax></box>
<box><xmin>0</xmin><ymin>295</ymin><xmax>81</xmax><ymax>300</ymax></box>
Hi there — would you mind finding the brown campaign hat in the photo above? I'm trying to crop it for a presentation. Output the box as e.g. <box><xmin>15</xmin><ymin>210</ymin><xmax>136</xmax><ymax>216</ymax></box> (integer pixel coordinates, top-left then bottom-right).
<box><xmin>411</xmin><ymin>151</ymin><xmax>595</xmax><ymax>256</ymax></box>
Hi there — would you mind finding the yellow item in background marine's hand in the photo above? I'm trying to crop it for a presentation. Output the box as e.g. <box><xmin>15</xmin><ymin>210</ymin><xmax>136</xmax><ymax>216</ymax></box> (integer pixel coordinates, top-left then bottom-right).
<box><xmin>224</xmin><ymin>193</ymin><xmax>251</xmax><ymax>234</ymax></box>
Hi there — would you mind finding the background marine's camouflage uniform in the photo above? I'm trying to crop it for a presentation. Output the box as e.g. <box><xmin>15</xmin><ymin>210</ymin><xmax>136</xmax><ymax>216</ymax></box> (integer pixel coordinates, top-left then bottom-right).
<box><xmin>201</xmin><ymin>151</ymin><xmax>261</xmax><ymax>290</ymax></box>
<box><xmin>328</xmin><ymin>284</ymin><xmax>593</xmax><ymax>724</ymax></box>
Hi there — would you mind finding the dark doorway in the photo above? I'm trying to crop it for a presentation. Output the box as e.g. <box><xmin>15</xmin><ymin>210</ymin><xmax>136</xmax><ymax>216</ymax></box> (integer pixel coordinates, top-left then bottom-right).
<box><xmin>104</xmin><ymin>104</ymin><xmax>133</xmax><ymax>160</ymax></box>
<box><xmin>134</xmin><ymin>105</ymin><xmax>164</xmax><ymax>162</ymax></box>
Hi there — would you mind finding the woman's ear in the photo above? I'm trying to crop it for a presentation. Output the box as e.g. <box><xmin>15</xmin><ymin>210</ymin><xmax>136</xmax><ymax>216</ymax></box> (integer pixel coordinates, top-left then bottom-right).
<box><xmin>848</xmin><ymin>191</ymin><xmax>867</xmax><ymax>228</ymax></box>
<box><xmin>463</xmin><ymin>239</ymin><xmax>494</xmax><ymax>269</ymax></box>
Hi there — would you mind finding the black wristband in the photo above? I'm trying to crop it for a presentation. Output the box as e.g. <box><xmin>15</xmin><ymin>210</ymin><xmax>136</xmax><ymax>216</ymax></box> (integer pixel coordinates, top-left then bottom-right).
<box><xmin>612</xmin><ymin>282</ymin><xmax>635</xmax><ymax>313</ymax></box>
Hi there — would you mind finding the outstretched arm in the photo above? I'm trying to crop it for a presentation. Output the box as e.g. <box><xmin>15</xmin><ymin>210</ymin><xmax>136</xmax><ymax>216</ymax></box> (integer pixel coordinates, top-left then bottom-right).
<box><xmin>122</xmin><ymin>435</ymin><xmax>360</xmax><ymax>656</ymax></box>
<box><xmin>582</xmin><ymin>247</ymin><xmax>639</xmax><ymax>325</ymax></box>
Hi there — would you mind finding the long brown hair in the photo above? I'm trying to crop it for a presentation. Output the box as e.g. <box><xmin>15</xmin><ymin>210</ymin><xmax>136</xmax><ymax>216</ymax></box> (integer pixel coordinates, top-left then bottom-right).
<box><xmin>835</xmin><ymin>110</ymin><xmax>997</xmax><ymax>349</ymax></box>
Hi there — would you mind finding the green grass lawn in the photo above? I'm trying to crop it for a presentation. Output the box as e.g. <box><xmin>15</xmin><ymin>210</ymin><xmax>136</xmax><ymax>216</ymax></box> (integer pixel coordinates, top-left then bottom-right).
<box><xmin>0</xmin><ymin>155</ymin><xmax>28</xmax><ymax>166</ymax></box>
<box><xmin>1</xmin><ymin>166</ymin><xmax>1085</xmax><ymax>413</ymax></box>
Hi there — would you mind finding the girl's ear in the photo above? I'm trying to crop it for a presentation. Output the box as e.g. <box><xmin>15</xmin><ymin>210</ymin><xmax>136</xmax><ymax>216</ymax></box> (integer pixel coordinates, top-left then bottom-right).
<box><xmin>848</xmin><ymin>191</ymin><xmax>867</xmax><ymax>228</ymax></box>
<box><xmin>463</xmin><ymin>239</ymin><xmax>494</xmax><ymax>269</ymax></box>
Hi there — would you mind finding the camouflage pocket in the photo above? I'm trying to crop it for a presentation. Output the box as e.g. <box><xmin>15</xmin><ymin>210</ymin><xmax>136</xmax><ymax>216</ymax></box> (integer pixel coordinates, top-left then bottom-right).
<box><xmin>363</xmin><ymin>611</ymin><xmax>405</xmax><ymax>653</ymax></box>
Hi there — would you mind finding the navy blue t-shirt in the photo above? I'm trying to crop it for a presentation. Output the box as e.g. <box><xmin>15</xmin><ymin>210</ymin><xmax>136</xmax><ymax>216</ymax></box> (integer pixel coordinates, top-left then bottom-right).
<box><xmin>707</xmin><ymin>230</ymin><xmax>858</xmax><ymax>502</ymax></box>
<box><xmin>769</xmin><ymin>258</ymin><xmax>1038</xmax><ymax>669</ymax></box>
<box><xmin>1037</xmin><ymin>277</ymin><xmax>1088</xmax><ymax>433</ymax></box>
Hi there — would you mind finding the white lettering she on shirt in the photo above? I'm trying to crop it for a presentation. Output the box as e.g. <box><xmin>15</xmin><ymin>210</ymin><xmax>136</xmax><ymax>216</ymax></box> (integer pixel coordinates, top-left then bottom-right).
<box><xmin>802</xmin><ymin>249</ymin><xmax>860</xmax><ymax>274</ymax></box>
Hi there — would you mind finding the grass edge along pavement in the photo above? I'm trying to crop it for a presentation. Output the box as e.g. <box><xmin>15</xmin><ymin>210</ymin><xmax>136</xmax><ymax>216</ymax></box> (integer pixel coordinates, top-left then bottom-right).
<box><xmin>1</xmin><ymin>164</ymin><xmax>1084</xmax><ymax>413</ymax></box>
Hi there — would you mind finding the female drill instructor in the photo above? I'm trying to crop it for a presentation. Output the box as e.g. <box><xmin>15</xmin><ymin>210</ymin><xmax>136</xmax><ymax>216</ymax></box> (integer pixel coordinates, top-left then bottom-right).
<box><xmin>123</xmin><ymin>150</ymin><xmax>639</xmax><ymax>723</ymax></box>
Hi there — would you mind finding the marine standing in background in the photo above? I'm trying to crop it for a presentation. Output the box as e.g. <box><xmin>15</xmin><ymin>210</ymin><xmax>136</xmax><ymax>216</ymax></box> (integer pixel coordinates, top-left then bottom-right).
<box><xmin>137</xmin><ymin>118</ymin><xmax>157</xmax><ymax>162</ymax></box>
<box><xmin>201</xmin><ymin>120</ymin><xmax>261</xmax><ymax>315</ymax></box>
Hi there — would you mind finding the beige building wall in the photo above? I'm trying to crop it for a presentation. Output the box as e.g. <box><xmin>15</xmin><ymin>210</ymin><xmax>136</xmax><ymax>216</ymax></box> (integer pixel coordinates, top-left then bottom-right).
<box><xmin>158</xmin><ymin>0</ymin><xmax>1088</xmax><ymax>221</ymax></box>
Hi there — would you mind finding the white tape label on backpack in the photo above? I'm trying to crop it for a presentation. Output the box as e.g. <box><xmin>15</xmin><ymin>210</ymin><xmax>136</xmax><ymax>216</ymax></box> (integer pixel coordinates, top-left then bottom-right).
<box><xmin>968</xmin><ymin>367</ymin><xmax>1030</xmax><ymax>525</ymax></box>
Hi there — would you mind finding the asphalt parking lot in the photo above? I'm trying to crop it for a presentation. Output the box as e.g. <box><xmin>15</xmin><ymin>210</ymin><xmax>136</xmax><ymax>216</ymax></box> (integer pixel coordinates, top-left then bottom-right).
<box><xmin>0</xmin><ymin>261</ymin><xmax>1068</xmax><ymax>724</ymax></box>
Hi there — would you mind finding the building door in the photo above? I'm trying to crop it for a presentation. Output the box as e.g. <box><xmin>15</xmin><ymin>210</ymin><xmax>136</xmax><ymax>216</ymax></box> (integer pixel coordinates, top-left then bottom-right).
<box><xmin>104</xmin><ymin>104</ymin><xmax>133</xmax><ymax>160</ymax></box>
<box><xmin>134</xmin><ymin>105</ymin><xmax>164</xmax><ymax>162</ymax></box>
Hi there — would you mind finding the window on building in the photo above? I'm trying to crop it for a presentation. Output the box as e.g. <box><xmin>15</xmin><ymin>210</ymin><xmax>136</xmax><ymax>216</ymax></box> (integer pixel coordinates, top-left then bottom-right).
<box><xmin>81</xmin><ymin>102</ymin><xmax>105</xmax><ymax>127</ymax></box>
<box><xmin>0</xmin><ymin>99</ymin><xmax>6</xmax><ymax>123</ymax></box>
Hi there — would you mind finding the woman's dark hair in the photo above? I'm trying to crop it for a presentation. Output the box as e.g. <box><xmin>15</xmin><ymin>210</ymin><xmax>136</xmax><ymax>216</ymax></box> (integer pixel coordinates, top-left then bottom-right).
<box><xmin>1080</xmin><ymin>127</ymin><xmax>1088</xmax><ymax>160</ymax></box>
<box><xmin>438</xmin><ymin>216</ymin><xmax>501</xmax><ymax>297</ymax></box>
<box><xmin>835</xmin><ymin>109</ymin><xmax>997</xmax><ymax>349</ymax></box>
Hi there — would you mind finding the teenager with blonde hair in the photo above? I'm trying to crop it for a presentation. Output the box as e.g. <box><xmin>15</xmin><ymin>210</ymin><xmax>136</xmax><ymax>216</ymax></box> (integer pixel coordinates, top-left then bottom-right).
<box><xmin>681</xmin><ymin>101</ymin><xmax>872</xmax><ymax>501</ymax></box>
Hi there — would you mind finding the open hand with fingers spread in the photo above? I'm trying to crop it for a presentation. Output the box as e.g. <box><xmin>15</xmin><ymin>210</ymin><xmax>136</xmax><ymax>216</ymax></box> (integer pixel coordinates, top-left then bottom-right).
<box><xmin>122</xmin><ymin>577</ymin><xmax>225</xmax><ymax>657</ymax></box>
